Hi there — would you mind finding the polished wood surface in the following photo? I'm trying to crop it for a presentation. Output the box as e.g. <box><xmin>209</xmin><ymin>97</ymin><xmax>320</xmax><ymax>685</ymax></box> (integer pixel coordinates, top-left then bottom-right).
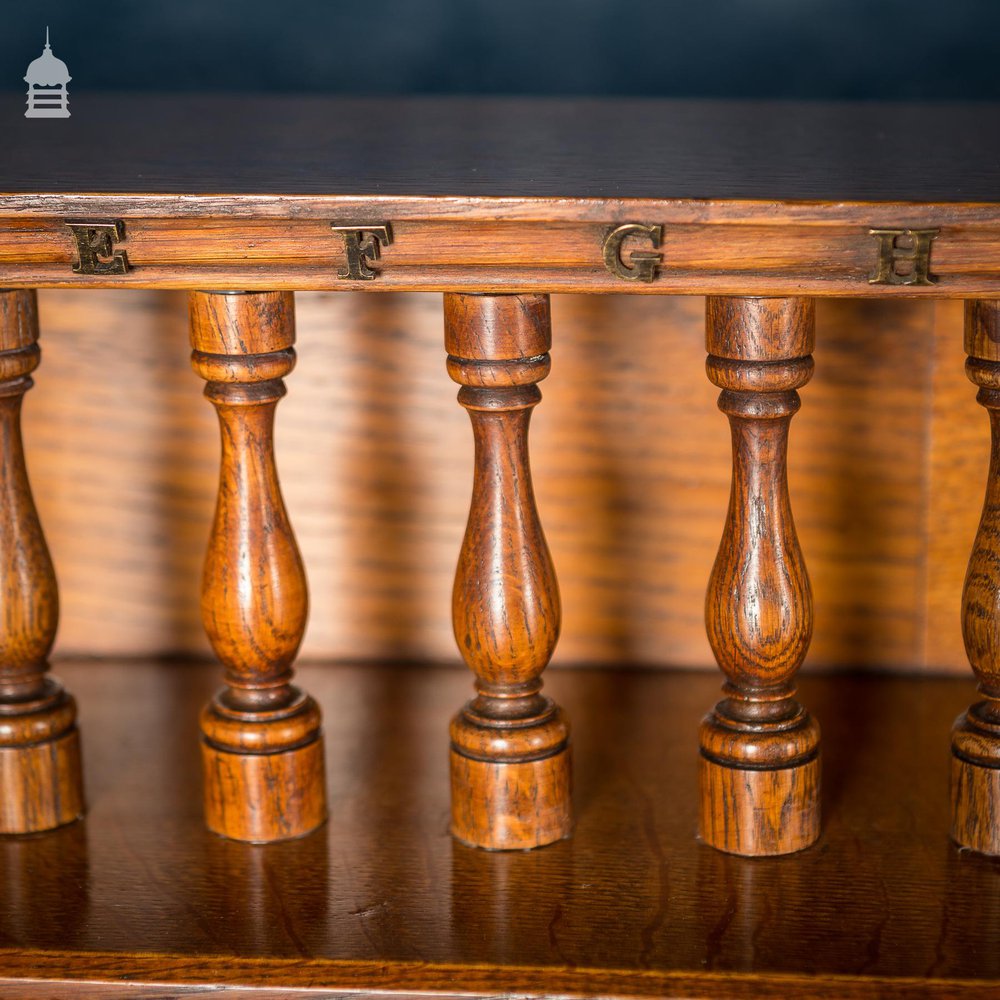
<box><xmin>445</xmin><ymin>293</ymin><xmax>570</xmax><ymax>849</ymax></box>
<box><xmin>0</xmin><ymin>290</ymin><xmax>83</xmax><ymax>834</ymax></box>
<box><xmin>189</xmin><ymin>291</ymin><xmax>326</xmax><ymax>842</ymax></box>
<box><xmin>701</xmin><ymin>297</ymin><xmax>819</xmax><ymax>855</ymax></box>
<box><xmin>1</xmin><ymin>96</ymin><xmax>999</xmax><ymax>200</ymax></box>
<box><xmin>0</xmin><ymin>658</ymin><xmax>996</xmax><ymax>998</ymax></box>
<box><xmin>0</xmin><ymin>99</ymin><xmax>1000</xmax><ymax>293</ymax></box>
<box><xmin>16</xmin><ymin>291</ymin><xmax>981</xmax><ymax>674</ymax></box>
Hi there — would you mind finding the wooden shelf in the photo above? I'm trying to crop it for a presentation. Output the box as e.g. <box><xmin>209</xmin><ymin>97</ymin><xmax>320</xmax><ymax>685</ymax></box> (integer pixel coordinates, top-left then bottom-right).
<box><xmin>6</xmin><ymin>97</ymin><xmax>1000</xmax><ymax>297</ymax></box>
<box><xmin>1</xmin><ymin>659</ymin><xmax>998</xmax><ymax>998</ymax></box>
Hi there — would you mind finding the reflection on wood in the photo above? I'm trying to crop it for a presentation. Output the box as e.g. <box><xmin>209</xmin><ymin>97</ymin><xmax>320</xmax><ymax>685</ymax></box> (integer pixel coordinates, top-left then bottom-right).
<box><xmin>0</xmin><ymin>658</ymin><xmax>993</xmax><ymax>997</ymax></box>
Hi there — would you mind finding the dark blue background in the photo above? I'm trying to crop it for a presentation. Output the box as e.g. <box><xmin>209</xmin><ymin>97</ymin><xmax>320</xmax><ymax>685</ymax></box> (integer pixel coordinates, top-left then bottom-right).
<box><xmin>7</xmin><ymin>0</ymin><xmax>997</xmax><ymax>98</ymax></box>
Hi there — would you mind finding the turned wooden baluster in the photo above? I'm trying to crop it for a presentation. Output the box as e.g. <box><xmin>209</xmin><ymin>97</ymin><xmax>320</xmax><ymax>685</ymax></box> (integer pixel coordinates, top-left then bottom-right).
<box><xmin>445</xmin><ymin>293</ymin><xmax>571</xmax><ymax>850</ymax></box>
<box><xmin>190</xmin><ymin>290</ymin><xmax>326</xmax><ymax>843</ymax></box>
<box><xmin>700</xmin><ymin>296</ymin><xmax>820</xmax><ymax>856</ymax></box>
<box><xmin>951</xmin><ymin>299</ymin><xmax>1000</xmax><ymax>854</ymax></box>
<box><xmin>0</xmin><ymin>290</ymin><xmax>84</xmax><ymax>834</ymax></box>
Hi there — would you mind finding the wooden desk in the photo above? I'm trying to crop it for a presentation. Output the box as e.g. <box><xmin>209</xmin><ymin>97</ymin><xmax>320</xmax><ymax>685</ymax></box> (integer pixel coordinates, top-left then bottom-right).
<box><xmin>2</xmin><ymin>96</ymin><xmax>1000</xmax><ymax>996</ymax></box>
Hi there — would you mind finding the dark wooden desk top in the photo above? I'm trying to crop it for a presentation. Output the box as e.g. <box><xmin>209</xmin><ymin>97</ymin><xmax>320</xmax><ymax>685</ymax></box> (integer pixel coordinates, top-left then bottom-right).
<box><xmin>1</xmin><ymin>96</ymin><xmax>999</xmax><ymax>295</ymax></box>
<box><xmin>0</xmin><ymin>659</ymin><xmax>996</xmax><ymax>998</ymax></box>
<box><xmin>2</xmin><ymin>95</ymin><xmax>999</xmax><ymax>201</ymax></box>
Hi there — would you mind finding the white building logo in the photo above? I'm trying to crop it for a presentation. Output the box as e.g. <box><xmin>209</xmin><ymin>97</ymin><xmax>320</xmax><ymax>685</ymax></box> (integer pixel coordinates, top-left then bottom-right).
<box><xmin>24</xmin><ymin>28</ymin><xmax>71</xmax><ymax>119</ymax></box>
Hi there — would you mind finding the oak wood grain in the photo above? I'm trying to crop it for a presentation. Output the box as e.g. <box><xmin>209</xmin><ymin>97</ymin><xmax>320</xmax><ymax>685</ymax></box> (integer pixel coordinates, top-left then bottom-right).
<box><xmin>925</xmin><ymin>300</ymin><xmax>979</xmax><ymax>669</ymax></box>
<box><xmin>445</xmin><ymin>293</ymin><xmax>570</xmax><ymax>849</ymax></box>
<box><xmin>700</xmin><ymin>297</ymin><xmax>820</xmax><ymax>855</ymax></box>
<box><xmin>190</xmin><ymin>291</ymin><xmax>326</xmax><ymax>842</ymax></box>
<box><xmin>2</xmin><ymin>208</ymin><xmax>1000</xmax><ymax>295</ymax></box>
<box><xmin>20</xmin><ymin>290</ymin><xmax>947</xmax><ymax>673</ymax></box>
<box><xmin>0</xmin><ymin>289</ymin><xmax>83</xmax><ymax>833</ymax></box>
<box><xmin>0</xmin><ymin>97</ymin><xmax>998</xmax><ymax>295</ymax></box>
<box><xmin>951</xmin><ymin>300</ymin><xmax>1000</xmax><ymax>853</ymax></box>
<box><xmin>0</xmin><ymin>658</ymin><xmax>994</xmax><ymax>997</ymax></box>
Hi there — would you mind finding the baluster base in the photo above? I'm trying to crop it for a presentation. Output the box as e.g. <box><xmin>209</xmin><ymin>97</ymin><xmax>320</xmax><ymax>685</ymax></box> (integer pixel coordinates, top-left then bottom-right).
<box><xmin>951</xmin><ymin>708</ymin><xmax>1000</xmax><ymax>854</ymax></box>
<box><xmin>200</xmin><ymin>690</ymin><xmax>327</xmax><ymax>843</ymax></box>
<box><xmin>449</xmin><ymin>701</ymin><xmax>571</xmax><ymax>850</ymax></box>
<box><xmin>0</xmin><ymin>681</ymin><xmax>84</xmax><ymax>834</ymax></box>
<box><xmin>698</xmin><ymin>709</ymin><xmax>820</xmax><ymax>856</ymax></box>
